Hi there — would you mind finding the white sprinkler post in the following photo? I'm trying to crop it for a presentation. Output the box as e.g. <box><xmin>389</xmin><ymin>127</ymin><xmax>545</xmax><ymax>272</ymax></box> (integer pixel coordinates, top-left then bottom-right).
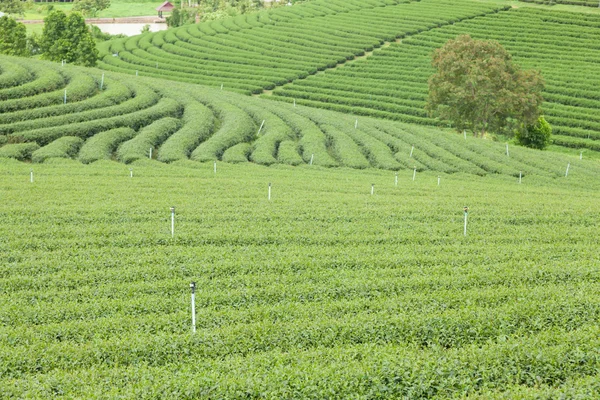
<box><xmin>519</xmin><ymin>171</ymin><xmax>522</xmax><ymax>184</ymax></box>
<box><xmin>170</xmin><ymin>206</ymin><xmax>175</xmax><ymax>238</ymax></box>
<box><xmin>463</xmin><ymin>206</ymin><xmax>469</xmax><ymax>237</ymax></box>
<box><xmin>463</xmin><ymin>130</ymin><xmax>467</xmax><ymax>140</ymax></box>
<box><xmin>214</xmin><ymin>160</ymin><xmax>217</xmax><ymax>175</ymax></box>
<box><xmin>395</xmin><ymin>172</ymin><xmax>398</xmax><ymax>187</ymax></box>
<box><xmin>371</xmin><ymin>184</ymin><xmax>374</xmax><ymax>196</ymax></box>
<box><xmin>220</xmin><ymin>83</ymin><xmax>223</xmax><ymax>90</ymax></box>
<box><xmin>136</xmin><ymin>70</ymin><xmax>138</xmax><ymax>76</ymax></box>
<box><xmin>100</xmin><ymin>73</ymin><xmax>104</xmax><ymax>90</ymax></box>
<box><xmin>580</xmin><ymin>151</ymin><xmax>583</xmax><ymax>160</ymax></box>
<box><xmin>30</xmin><ymin>169</ymin><xmax>33</xmax><ymax>183</ymax></box>
<box><xmin>149</xmin><ymin>147</ymin><xmax>152</xmax><ymax>159</ymax></box>
<box><xmin>355</xmin><ymin>119</ymin><xmax>358</xmax><ymax>129</ymax></box>
<box><xmin>293</xmin><ymin>98</ymin><xmax>296</xmax><ymax>107</ymax></box>
<box><xmin>310</xmin><ymin>154</ymin><xmax>314</xmax><ymax>165</ymax></box>
<box><xmin>412</xmin><ymin>166</ymin><xmax>416</xmax><ymax>182</ymax></box>
<box><xmin>268</xmin><ymin>183</ymin><xmax>272</xmax><ymax>201</ymax></box>
<box><xmin>257</xmin><ymin>120</ymin><xmax>265</xmax><ymax>136</ymax></box>
<box><xmin>410</xmin><ymin>145</ymin><xmax>414</xmax><ymax>158</ymax></box>
<box><xmin>130</xmin><ymin>168</ymin><xmax>133</xmax><ymax>178</ymax></box>
<box><xmin>565</xmin><ymin>162</ymin><xmax>570</xmax><ymax>177</ymax></box>
<box><xmin>438</xmin><ymin>176</ymin><xmax>441</xmax><ymax>186</ymax></box>
<box><xmin>190</xmin><ymin>282</ymin><xmax>196</xmax><ymax>334</ymax></box>
<box><xmin>63</xmin><ymin>89</ymin><xmax>67</xmax><ymax>104</ymax></box>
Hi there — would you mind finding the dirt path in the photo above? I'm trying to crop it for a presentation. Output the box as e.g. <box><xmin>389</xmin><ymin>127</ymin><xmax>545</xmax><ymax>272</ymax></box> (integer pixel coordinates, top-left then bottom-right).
<box><xmin>21</xmin><ymin>16</ymin><xmax>165</xmax><ymax>24</ymax></box>
<box><xmin>253</xmin><ymin>38</ymin><xmax>402</xmax><ymax>97</ymax></box>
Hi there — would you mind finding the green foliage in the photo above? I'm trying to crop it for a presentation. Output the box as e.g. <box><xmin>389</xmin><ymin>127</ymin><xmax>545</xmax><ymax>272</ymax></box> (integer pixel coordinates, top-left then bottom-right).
<box><xmin>1</xmin><ymin>161</ymin><xmax>600</xmax><ymax>397</ymax></box>
<box><xmin>116</xmin><ymin>117</ymin><xmax>181</xmax><ymax>163</ymax></box>
<box><xmin>31</xmin><ymin>136</ymin><xmax>84</xmax><ymax>163</ymax></box>
<box><xmin>426</xmin><ymin>35</ymin><xmax>545</xmax><ymax>137</ymax></box>
<box><xmin>0</xmin><ymin>17</ymin><xmax>28</xmax><ymax>57</ymax></box>
<box><xmin>78</xmin><ymin>127</ymin><xmax>136</xmax><ymax>163</ymax></box>
<box><xmin>166</xmin><ymin>7</ymin><xmax>197</xmax><ymax>28</ymax></box>
<box><xmin>72</xmin><ymin>0</ymin><xmax>111</xmax><ymax>17</ymax></box>
<box><xmin>516</xmin><ymin>116</ymin><xmax>552</xmax><ymax>150</ymax></box>
<box><xmin>40</xmin><ymin>11</ymin><xmax>99</xmax><ymax>67</ymax></box>
<box><xmin>0</xmin><ymin>0</ymin><xmax>24</xmax><ymax>15</ymax></box>
<box><xmin>0</xmin><ymin>142</ymin><xmax>39</xmax><ymax>160</ymax></box>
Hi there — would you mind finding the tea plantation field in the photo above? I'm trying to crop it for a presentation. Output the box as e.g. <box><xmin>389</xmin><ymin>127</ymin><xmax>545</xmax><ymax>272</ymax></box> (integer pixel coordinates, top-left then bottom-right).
<box><xmin>94</xmin><ymin>0</ymin><xmax>600</xmax><ymax>153</ymax></box>
<box><xmin>1</xmin><ymin>159</ymin><xmax>599</xmax><ymax>398</ymax></box>
<box><xmin>2</xmin><ymin>55</ymin><xmax>598</xmax><ymax>180</ymax></box>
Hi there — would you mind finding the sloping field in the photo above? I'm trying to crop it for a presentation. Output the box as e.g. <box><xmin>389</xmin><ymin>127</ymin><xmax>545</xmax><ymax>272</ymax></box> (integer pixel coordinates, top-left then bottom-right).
<box><xmin>271</xmin><ymin>7</ymin><xmax>600</xmax><ymax>152</ymax></box>
<box><xmin>1</xmin><ymin>55</ymin><xmax>597</xmax><ymax>180</ymax></box>
<box><xmin>1</xmin><ymin>159</ymin><xmax>599</xmax><ymax>398</ymax></box>
<box><xmin>94</xmin><ymin>0</ymin><xmax>600</xmax><ymax>153</ymax></box>
<box><xmin>96</xmin><ymin>0</ymin><xmax>504</xmax><ymax>94</ymax></box>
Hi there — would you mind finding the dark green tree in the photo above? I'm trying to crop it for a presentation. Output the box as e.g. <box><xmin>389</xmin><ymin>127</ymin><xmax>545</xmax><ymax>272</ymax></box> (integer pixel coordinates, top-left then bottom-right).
<box><xmin>72</xmin><ymin>0</ymin><xmax>111</xmax><ymax>17</ymax></box>
<box><xmin>426</xmin><ymin>35</ymin><xmax>545</xmax><ymax>138</ymax></box>
<box><xmin>0</xmin><ymin>16</ymin><xmax>29</xmax><ymax>56</ymax></box>
<box><xmin>0</xmin><ymin>0</ymin><xmax>24</xmax><ymax>16</ymax></box>
<box><xmin>40</xmin><ymin>11</ymin><xmax>98</xmax><ymax>66</ymax></box>
<box><xmin>515</xmin><ymin>116</ymin><xmax>552</xmax><ymax>150</ymax></box>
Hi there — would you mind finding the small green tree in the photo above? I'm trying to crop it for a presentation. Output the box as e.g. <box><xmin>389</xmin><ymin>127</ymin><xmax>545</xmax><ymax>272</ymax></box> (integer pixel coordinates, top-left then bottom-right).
<box><xmin>72</xmin><ymin>0</ymin><xmax>111</xmax><ymax>17</ymax></box>
<box><xmin>0</xmin><ymin>16</ymin><xmax>29</xmax><ymax>56</ymax></box>
<box><xmin>166</xmin><ymin>7</ymin><xmax>197</xmax><ymax>27</ymax></box>
<box><xmin>40</xmin><ymin>11</ymin><xmax>98</xmax><ymax>66</ymax></box>
<box><xmin>426</xmin><ymin>35</ymin><xmax>545</xmax><ymax>138</ymax></box>
<box><xmin>0</xmin><ymin>0</ymin><xmax>24</xmax><ymax>16</ymax></box>
<box><xmin>516</xmin><ymin>116</ymin><xmax>552</xmax><ymax>150</ymax></box>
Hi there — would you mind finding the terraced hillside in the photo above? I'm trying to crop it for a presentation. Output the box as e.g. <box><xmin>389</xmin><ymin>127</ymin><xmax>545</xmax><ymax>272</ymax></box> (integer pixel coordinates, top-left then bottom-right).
<box><xmin>97</xmin><ymin>0</ymin><xmax>504</xmax><ymax>94</ymax></box>
<box><xmin>96</xmin><ymin>0</ymin><xmax>600</xmax><ymax>153</ymax></box>
<box><xmin>1</xmin><ymin>55</ymin><xmax>597</xmax><ymax>181</ymax></box>
<box><xmin>271</xmin><ymin>8</ymin><xmax>600</xmax><ymax>152</ymax></box>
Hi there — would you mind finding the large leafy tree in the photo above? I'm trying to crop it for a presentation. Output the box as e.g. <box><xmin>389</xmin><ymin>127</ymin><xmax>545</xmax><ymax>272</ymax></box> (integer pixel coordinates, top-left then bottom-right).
<box><xmin>0</xmin><ymin>16</ymin><xmax>28</xmax><ymax>56</ymax></box>
<box><xmin>40</xmin><ymin>11</ymin><xmax>98</xmax><ymax>67</ymax></box>
<box><xmin>72</xmin><ymin>0</ymin><xmax>111</xmax><ymax>17</ymax></box>
<box><xmin>426</xmin><ymin>35</ymin><xmax>544</xmax><ymax>138</ymax></box>
<box><xmin>0</xmin><ymin>0</ymin><xmax>24</xmax><ymax>15</ymax></box>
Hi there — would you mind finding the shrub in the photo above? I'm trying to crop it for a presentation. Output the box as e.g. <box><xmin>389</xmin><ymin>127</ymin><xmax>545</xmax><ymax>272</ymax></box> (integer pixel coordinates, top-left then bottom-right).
<box><xmin>516</xmin><ymin>116</ymin><xmax>552</xmax><ymax>150</ymax></box>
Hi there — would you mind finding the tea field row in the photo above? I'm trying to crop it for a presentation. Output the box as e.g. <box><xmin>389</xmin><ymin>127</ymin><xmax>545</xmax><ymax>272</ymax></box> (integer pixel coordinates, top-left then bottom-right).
<box><xmin>0</xmin><ymin>160</ymin><xmax>599</xmax><ymax>397</ymax></box>
<box><xmin>96</xmin><ymin>0</ymin><xmax>503</xmax><ymax>95</ymax></box>
<box><xmin>271</xmin><ymin>7</ymin><xmax>600</xmax><ymax>152</ymax></box>
<box><xmin>1</xmin><ymin>55</ymin><xmax>597</xmax><ymax>181</ymax></box>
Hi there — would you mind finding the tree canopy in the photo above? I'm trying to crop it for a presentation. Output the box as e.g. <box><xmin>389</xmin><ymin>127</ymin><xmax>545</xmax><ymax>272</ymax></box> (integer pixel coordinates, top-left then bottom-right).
<box><xmin>426</xmin><ymin>35</ymin><xmax>545</xmax><ymax>138</ymax></box>
<box><xmin>40</xmin><ymin>11</ymin><xmax>98</xmax><ymax>67</ymax></box>
<box><xmin>0</xmin><ymin>0</ymin><xmax>24</xmax><ymax>16</ymax></box>
<box><xmin>72</xmin><ymin>0</ymin><xmax>111</xmax><ymax>17</ymax></box>
<box><xmin>0</xmin><ymin>16</ymin><xmax>28</xmax><ymax>56</ymax></box>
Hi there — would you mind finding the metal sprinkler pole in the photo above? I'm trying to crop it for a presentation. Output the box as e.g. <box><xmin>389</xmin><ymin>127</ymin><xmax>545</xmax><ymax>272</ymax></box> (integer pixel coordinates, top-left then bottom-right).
<box><xmin>190</xmin><ymin>282</ymin><xmax>196</xmax><ymax>333</ymax></box>
<box><xmin>170</xmin><ymin>206</ymin><xmax>175</xmax><ymax>238</ymax></box>
<box><xmin>371</xmin><ymin>184</ymin><xmax>374</xmax><ymax>196</ymax></box>
<box><xmin>463</xmin><ymin>206</ymin><xmax>469</xmax><ymax>237</ymax></box>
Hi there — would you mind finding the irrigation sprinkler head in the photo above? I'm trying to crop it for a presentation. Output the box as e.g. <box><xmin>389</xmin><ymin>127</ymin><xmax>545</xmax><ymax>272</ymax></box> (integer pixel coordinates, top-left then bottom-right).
<box><xmin>170</xmin><ymin>206</ymin><xmax>175</xmax><ymax>213</ymax></box>
<box><xmin>269</xmin><ymin>183</ymin><xmax>271</xmax><ymax>187</ymax></box>
<box><xmin>463</xmin><ymin>206</ymin><xmax>469</xmax><ymax>214</ymax></box>
<box><xmin>190</xmin><ymin>282</ymin><xmax>196</xmax><ymax>292</ymax></box>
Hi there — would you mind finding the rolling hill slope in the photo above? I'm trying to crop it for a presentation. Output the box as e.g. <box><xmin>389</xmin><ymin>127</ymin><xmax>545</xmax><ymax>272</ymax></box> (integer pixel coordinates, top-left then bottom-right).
<box><xmin>1</xmin><ymin>55</ymin><xmax>597</xmax><ymax>181</ymax></box>
<box><xmin>93</xmin><ymin>0</ymin><xmax>600</xmax><ymax>153</ymax></box>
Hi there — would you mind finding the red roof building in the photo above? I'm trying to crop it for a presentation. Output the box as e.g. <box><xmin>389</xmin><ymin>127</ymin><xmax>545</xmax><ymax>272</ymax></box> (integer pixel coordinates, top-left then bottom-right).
<box><xmin>156</xmin><ymin>1</ymin><xmax>174</xmax><ymax>18</ymax></box>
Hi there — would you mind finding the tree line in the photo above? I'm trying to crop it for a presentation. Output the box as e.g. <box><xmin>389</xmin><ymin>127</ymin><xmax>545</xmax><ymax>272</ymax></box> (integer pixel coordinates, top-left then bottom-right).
<box><xmin>0</xmin><ymin>11</ymin><xmax>98</xmax><ymax>66</ymax></box>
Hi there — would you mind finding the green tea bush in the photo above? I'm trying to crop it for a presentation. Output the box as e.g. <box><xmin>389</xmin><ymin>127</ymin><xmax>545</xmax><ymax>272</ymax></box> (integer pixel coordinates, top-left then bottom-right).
<box><xmin>0</xmin><ymin>142</ymin><xmax>40</xmax><ymax>160</ymax></box>
<box><xmin>78</xmin><ymin>127</ymin><xmax>136</xmax><ymax>163</ymax></box>
<box><xmin>158</xmin><ymin>102</ymin><xmax>215</xmax><ymax>163</ymax></box>
<box><xmin>117</xmin><ymin>117</ymin><xmax>182</xmax><ymax>163</ymax></box>
<box><xmin>221</xmin><ymin>142</ymin><xmax>251</xmax><ymax>163</ymax></box>
<box><xmin>32</xmin><ymin>136</ymin><xmax>84</xmax><ymax>163</ymax></box>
